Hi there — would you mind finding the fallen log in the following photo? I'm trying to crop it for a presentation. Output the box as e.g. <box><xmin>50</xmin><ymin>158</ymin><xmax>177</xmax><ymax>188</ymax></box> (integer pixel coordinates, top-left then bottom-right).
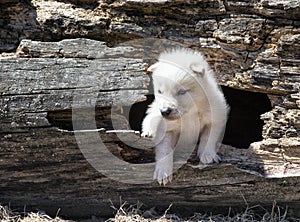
<box><xmin>0</xmin><ymin>39</ymin><xmax>299</xmax><ymax>219</ymax></box>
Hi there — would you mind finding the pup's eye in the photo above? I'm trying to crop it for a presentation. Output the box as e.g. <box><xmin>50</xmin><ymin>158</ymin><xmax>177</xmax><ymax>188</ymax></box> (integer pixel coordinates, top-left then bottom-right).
<box><xmin>158</xmin><ymin>89</ymin><xmax>163</xmax><ymax>94</ymax></box>
<box><xmin>177</xmin><ymin>89</ymin><xmax>187</xmax><ymax>95</ymax></box>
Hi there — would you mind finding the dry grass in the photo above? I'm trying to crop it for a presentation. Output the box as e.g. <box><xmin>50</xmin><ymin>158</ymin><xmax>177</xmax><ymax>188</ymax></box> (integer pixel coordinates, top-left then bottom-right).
<box><xmin>108</xmin><ymin>202</ymin><xmax>297</xmax><ymax>222</ymax></box>
<box><xmin>0</xmin><ymin>203</ymin><xmax>298</xmax><ymax>222</ymax></box>
<box><xmin>0</xmin><ymin>205</ymin><xmax>70</xmax><ymax>222</ymax></box>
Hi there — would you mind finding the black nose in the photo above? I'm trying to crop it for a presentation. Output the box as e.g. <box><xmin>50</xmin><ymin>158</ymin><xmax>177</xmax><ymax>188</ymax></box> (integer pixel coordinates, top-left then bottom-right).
<box><xmin>160</xmin><ymin>108</ymin><xmax>172</xmax><ymax>117</ymax></box>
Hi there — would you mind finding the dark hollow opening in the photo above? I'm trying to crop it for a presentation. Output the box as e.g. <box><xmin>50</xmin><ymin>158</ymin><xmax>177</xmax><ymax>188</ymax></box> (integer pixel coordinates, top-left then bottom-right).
<box><xmin>128</xmin><ymin>86</ymin><xmax>272</xmax><ymax>149</ymax></box>
<box><xmin>221</xmin><ymin>86</ymin><xmax>272</xmax><ymax>148</ymax></box>
<box><xmin>47</xmin><ymin>86</ymin><xmax>272</xmax><ymax>149</ymax></box>
<box><xmin>127</xmin><ymin>95</ymin><xmax>155</xmax><ymax>132</ymax></box>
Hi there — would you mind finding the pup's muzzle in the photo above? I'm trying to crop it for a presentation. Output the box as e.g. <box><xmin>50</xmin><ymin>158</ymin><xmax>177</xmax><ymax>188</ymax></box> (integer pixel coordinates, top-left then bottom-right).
<box><xmin>160</xmin><ymin>107</ymin><xmax>180</xmax><ymax>120</ymax></box>
<box><xmin>160</xmin><ymin>107</ymin><xmax>172</xmax><ymax>117</ymax></box>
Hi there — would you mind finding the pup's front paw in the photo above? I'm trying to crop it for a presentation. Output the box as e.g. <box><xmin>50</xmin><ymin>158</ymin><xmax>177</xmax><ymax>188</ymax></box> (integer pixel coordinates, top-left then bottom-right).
<box><xmin>153</xmin><ymin>164</ymin><xmax>173</xmax><ymax>185</ymax></box>
<box><xmin>198</xmin><ymin>150</ymin><xmax>221</xmax><ymax>164</ymax></box>
<box><xmin>141</xmin><ymin>130</ymin><xmax>153</xmax><ymax>138</ymax></box>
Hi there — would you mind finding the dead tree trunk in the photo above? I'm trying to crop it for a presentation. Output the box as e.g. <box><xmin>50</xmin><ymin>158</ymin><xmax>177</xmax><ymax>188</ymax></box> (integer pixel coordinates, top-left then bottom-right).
<box><xmin>0</xmin><ymin>0</ymin><xmax>300</xmax><ymax>219</ymax></box>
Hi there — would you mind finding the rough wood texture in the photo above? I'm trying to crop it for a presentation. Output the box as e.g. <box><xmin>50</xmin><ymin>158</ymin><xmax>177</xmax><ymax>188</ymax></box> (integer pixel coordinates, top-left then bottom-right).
<box><xmin>0</xmin><ymin>39</ymin><xmax>148</xmax><ymax>131</ymax></box>
<box><xmin>0</xmin><ymin>0</ymin><xmax>300</xmax><ymax>219</ymax></box>
<box><xmin>1</xmin><ymin>127</ymin><xmax>300</xmax><ymax>218</ymax></box>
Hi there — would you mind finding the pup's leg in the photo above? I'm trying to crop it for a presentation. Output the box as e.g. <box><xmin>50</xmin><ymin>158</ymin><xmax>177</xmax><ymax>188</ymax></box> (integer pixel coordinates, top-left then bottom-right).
<box><xmin>141</xmin><ymin>105</ymin><xmax>162</xmax><ymax>138</ymax></box>
<box><xmin>153</xmin><ymin>132</ymin><xmax>174</xmax><ymax>185</ymax></box>
<box><xmin>198</xmin><ymin>121</ymin><xmax>225</xmax><ymax>164</ymax></box>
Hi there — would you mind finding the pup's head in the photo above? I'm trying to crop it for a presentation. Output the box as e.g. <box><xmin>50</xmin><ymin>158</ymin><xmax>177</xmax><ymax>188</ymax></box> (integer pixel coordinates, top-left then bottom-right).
<box><xmin>148</xmin><ymin>48</ymin><xmax>210</xmax><ymax>120</ymax></box>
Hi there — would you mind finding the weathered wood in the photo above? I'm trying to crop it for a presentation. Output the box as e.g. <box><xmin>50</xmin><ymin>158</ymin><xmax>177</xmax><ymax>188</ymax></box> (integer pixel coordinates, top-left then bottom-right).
<box><xmin>0</xmin><ymin>0</ymin><xmax>300</xmax><ymax>219</ymax></box>
<box><xmin>0</xmin><ymin>128</ymin><xmax>300</xmax><ymax>218</ymax></box>
<box><xmin>0</xmin><ymin>39</ymin><xmax>149</xmax><ymax>131</ymax></box>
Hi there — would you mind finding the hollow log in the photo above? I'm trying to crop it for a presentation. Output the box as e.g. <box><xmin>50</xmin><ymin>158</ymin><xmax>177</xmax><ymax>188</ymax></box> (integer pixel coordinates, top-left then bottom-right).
<box><xmin>0</xmin><ymin>0</ymin><xmax>300</xmax><ymax>219</ymax></box>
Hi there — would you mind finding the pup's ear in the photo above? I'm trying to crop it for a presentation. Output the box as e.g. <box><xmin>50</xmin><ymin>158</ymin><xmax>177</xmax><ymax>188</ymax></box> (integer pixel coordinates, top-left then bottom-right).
<box><xmin>190</xmin><ymin>62</ymin><xmax>205</xmax><ymax>76</ymax></box>
<box><xmin>147</xmin><ymin>62</ymin><xmax>159</xmax><ymax>73</ymax></box>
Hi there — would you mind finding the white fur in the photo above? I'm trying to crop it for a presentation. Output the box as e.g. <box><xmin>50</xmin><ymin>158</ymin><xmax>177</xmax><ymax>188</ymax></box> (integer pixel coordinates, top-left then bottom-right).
<box><xmin>142</xmin><ymin>48</ymin><xmax>229</xmax><ymax>185</ymax></box>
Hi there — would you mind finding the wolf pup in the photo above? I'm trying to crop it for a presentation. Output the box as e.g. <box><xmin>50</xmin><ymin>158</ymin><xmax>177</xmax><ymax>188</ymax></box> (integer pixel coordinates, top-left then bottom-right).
<box><xmin>141</xmin><ymin>48</ymin><xmax>229</xmax><ymax>185</ymax></box>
